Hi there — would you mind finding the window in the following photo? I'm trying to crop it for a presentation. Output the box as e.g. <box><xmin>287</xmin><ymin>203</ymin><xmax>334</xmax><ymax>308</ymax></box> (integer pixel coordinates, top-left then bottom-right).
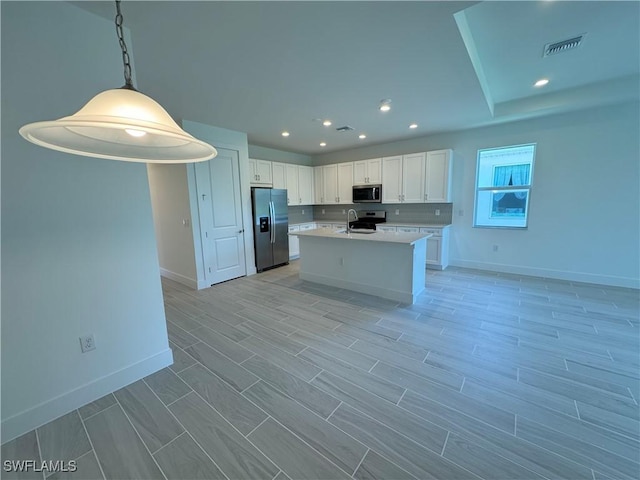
<box><xmin>474</xmin><ymin>144</ymin><xmax>535</xmax><ymax>228</ymax></box>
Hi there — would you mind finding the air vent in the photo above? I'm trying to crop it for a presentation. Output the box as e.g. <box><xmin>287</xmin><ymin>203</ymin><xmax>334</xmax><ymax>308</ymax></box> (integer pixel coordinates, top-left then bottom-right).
<box><xmin>543</xmin><ymin>35</ymin><xmax>584</xmax><ymax>57</ymax></box>
<box><xmin>336</xmin><ymin>126</ymin><xmax>354</xmax><ymax>132</ymax></box>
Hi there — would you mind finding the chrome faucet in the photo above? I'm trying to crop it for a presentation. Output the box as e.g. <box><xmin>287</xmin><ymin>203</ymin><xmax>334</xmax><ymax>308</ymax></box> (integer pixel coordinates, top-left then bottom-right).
<box><xmin>347</xmin><ymin>209</ymin><xmax>358</xmax><ymax>234</ymax></box>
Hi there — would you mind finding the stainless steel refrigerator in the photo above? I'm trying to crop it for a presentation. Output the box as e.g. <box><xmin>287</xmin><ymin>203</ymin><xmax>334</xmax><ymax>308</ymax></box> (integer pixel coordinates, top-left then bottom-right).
<box><xmin>251</xmin><ymin>188</ymin><xmax>289</xmax><ymax>272</ymax></box>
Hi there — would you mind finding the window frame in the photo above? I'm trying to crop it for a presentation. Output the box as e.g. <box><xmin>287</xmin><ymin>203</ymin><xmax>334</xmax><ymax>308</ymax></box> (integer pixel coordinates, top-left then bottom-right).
<box><xmin>473</xmin><ymin>143</ymin><xmax>536</xmax><ymax>229</ymax></box>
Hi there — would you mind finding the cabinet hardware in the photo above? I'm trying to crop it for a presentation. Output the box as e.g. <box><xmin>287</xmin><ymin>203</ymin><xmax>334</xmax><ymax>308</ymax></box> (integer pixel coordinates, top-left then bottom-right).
<box><xmin>299</xmin><ymin>198</ymin><xmax>301</xmax><ymax>204</ymax></box>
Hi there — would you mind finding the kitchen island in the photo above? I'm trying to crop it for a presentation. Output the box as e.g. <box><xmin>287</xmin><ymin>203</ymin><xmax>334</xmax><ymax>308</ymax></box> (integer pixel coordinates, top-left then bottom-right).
<box><xmin>292</xmin><ymin>228</ymin><xmax>432</xmax><ymax>304</ymax></box>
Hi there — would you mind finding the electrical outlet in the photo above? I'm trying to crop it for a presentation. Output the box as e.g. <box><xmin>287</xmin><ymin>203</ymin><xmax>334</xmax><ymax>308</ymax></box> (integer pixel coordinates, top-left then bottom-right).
<box><xmin>458</xmin><ymin>209</ymin><xmax>464</xmax><ymax>216</ymax></box>
<box><xmin>342</xmin><ymin>209</ymin><xmax>346</xmax><ymax>214</ymax></box>
<box><xmin>435</xmin><ymin>209</ymin><xmax>440</xmax><ymax>216</ymax></box>
<box><xmin>79</xmin><ymin>334</ymin><xmax>96</xmax><ymax>353</ymax></box>
<box><xmin>492</xmin><ymin>244</ymin><xmax>499</xmax><ymax>252</ymax></box>
<box><xmin>395</xmin><ymin>209</ymin><xmax>400</xmax><ymax>215</ymax></box>
<box><xmin>339</xmin><ymin>257</ymin><xmax>344</xmax><ymax>266</ymax></box>
<box><xmin>301</xmin><ymin>209</ymin><xmax>304</xmax><ymax>215</ymax></box>
<box><xmin>321</xmin><ymin>209</ymin><xmax>325</xmax><ymax>215</ymax></box>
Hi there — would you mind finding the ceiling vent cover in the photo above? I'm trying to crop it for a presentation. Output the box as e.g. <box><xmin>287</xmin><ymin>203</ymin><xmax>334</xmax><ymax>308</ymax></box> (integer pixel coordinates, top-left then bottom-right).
<box><xmin>543</xmin><ymin>35</ymin><xmax>584</xmax><ymax>57</ymax></box>
<box><xmin>336</xmin><ymin>125</ymin><xmax>354</xmax><ymax>132</ymax></box>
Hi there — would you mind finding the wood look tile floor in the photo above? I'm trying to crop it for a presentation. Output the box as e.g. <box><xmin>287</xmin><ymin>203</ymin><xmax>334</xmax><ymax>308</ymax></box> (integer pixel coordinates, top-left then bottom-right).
<box><xmin>3</xmin><ymin>262</ymin><xmax>639</xmax><ymax>479</ymax></box>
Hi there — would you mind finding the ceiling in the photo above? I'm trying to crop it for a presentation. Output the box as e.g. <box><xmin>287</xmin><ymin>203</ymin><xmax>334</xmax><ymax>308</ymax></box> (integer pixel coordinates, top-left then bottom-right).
<box><xmin>72</xmin><ymin>1</ymin><xmax>639</xmax><ymax>155</ymax></box>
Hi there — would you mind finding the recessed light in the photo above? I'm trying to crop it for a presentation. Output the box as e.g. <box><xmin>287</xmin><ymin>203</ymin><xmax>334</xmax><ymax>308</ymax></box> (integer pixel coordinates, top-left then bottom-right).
<box><xmin>359</xmin><ymin>134</ymin><xmax>367</xmax><ymax>139</ymax></box>
<box><xmin>320</xmin><ymin>142</ymin><xmax>326</xmax><ymax>147</ymax></box>
<box><xmin>322</xmin><ymin>120</ymin><xmax>332</xmax><ymax>127</ymax></box>
<box><xmin>534</xmin><ymin>78</ymin><xmax>549</xmax><ymax>87</ymax></box>
<box><xmin>281</xmin><ymin>131</ymin><xmax>290</xmax><ymax>137</ymax></box>
<box><xmin>409</xmin><ymin>123</ymin><xmax>418</xmax><ymax>129</ymax></box>
<box><xmin>379</xmin><ymin>99</ymin><xmax>392</xmax><ymax>112</ymax></box>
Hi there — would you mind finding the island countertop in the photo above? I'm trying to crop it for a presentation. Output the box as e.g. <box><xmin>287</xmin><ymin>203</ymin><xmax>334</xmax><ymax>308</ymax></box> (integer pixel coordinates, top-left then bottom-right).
<box><xmin>292</xmin><ymin>228</ymin><xmax>432</xmax><ymax>245</ymax></box>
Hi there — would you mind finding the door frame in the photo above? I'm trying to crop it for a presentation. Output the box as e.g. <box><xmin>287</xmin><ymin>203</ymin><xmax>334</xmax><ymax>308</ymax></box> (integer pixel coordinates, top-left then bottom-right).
<box><xmin>183</xmin><ymin>121</ymin><xmax>257</xmax><ymax>289</ymax></box>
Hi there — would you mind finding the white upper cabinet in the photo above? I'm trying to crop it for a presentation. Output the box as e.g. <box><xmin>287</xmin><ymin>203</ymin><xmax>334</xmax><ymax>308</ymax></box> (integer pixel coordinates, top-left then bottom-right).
<box><xmin>248</xmin><ymin>159</ymin><xmax>272</xmax><ymax>186</ymax></box>
<box><xmin>272</xmin><ymin>162</ymin><xmax>286</xmax><ymax>190</ymax></box>
<box><xmin>353</xmin><ymin>158</ymin><xmax>382</xmax><ymax>185</ymax></box>
<box><xmin>424</xmin><ymin>149</ymin><xmax>452</xmax><ymax>202</ymax></box>
<box><xmin>314</xmin><ymin>166</ymin><xmax>324</xmax><ymax>204</ymax></box>
<box><xmin>402</xmin><ymin>152</ymin><xmax>426</xmax><ymax>203</ymax></box>
<box><xmin>298</xmin><ymin>166</ymin><xmax>314</xmax><ymax>205</ymax></box>
<box><xmin>278</xmin><ymin>164</ymin><xmax>314</xmax><ymax>206</ymax></box>
<box><xmin>382</xmin><ymin>155</ymin><xmax>403</xmax><ymax>203</ymax></box>
<box><xmin>382</xmin><ymin>151</ymin><xmax>452</xmax><ymax>204</ymax></box>
<box><xmin>337</xmin><ymin>162</ymin><xmax>353</xmax><ymax>204</ymax></box>
<box><xmin>285</xmin><ymin>164</ymin><xmax>300</xmax><ymax>206</ymax></box>
<box><xmin>322</xmin><ymin>164</ymin><xmax>338</xmax><ymax>204</ymax></box>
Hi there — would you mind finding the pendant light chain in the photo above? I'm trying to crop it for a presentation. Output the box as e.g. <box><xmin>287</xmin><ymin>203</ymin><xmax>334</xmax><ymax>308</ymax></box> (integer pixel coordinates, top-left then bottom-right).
<box><xmin>115</xmin><ymin>0</ymin><xmax>134</xmax><ymax>90</ymax></box>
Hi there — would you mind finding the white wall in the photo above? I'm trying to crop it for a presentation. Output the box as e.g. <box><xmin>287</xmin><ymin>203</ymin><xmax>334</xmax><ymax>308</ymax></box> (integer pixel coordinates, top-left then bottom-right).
<box><xmin>1</xmin><ymin>2</ymin><xmax>172</xmax><ymax>442</ymax></box>
<box><xmin>313</xmin><ymin>102</ymin><xmax>640</xmax><ymax>288</ymax></box>
<box><xmin>147</xmin><ymin>164</ymin><xmax>198</xmax><ymax>287</ymax></box>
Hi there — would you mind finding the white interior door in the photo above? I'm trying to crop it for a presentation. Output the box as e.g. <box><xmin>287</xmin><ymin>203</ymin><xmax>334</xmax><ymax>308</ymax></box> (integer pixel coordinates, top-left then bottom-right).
<box><xmin>195</xmin><ymin>148</ymin><xmax>246</xmax><ymax>285</ymax></box>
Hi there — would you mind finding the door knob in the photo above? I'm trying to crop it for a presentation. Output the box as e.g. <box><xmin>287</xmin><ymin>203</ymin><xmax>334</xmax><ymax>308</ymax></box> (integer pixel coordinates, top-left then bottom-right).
<box><xmin>238</xmin><ymin>229</ymin><xmax>244</xmax><ymax>234</ymax></box>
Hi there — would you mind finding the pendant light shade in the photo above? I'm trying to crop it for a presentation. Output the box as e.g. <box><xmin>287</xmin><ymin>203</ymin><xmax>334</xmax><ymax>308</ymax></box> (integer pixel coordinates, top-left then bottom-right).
<box><xmin>19</xmin><ymin>1</ymin><xmax>217</xmax><ymax>164</ymax></box>
<box><xmin>20</xmin><ymin>88</ymin><xmax>217</xmax><ymax>163</ymax></box>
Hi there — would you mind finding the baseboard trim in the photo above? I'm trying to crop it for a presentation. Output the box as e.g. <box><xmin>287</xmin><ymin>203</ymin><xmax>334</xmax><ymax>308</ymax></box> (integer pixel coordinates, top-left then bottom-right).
<box><xmin>159</xmin><ymin>268</ymin><xmax>198</xmax><ymax>289</ymax></box>
<box><xmin>449</xmin><ymin>259</ymin><xmax>639</xmax><ymax>289</ymax></box>
<box><xmin>1</xmin><ymin>348</ymin><xmax>173</xmax><ymax>444</ymax></box>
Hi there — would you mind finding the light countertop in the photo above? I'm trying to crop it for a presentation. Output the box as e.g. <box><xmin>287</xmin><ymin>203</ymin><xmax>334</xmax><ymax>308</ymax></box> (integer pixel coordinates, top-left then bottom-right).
<box><xmin>291</xmin><ymin>221</ymin><xmax>450</xmax><ymax>228</ymax></box>
<box><xmin>292</xmin><ymin>228</ymin><xmax>432</xmax><ymax>245</ymax></box>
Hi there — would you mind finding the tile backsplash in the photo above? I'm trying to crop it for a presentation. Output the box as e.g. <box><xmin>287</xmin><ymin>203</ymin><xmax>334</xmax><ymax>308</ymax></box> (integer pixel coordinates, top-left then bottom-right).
<box><xmin>288</xmin><ymin>205</ymin><xmax>314</xmax><ymax>224</ymax></box>
<box><xmin>310</xmin><ymin>203</ymin><xmax>452</xmax><ymax>225</ymax></box>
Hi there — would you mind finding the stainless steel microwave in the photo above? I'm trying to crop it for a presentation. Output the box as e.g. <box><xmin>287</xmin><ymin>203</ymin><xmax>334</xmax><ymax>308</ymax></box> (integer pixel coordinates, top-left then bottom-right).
<box><xmin>352</xmin><ymin>184</ymin><xmax>382</xmax><ymax>203</ymax></box>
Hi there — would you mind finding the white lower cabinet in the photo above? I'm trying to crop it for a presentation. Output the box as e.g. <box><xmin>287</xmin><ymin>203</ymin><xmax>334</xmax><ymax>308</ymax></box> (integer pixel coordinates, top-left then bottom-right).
<box><xmin>419</xmin><ymin>227</ymin><xmax>449</xmax><ymax>270</ymax></box>
<box><xmin>397</xmin><ymin>226</ymin><xmax>419</xmax><ymax>233</ymax></box>
<box><xmin>288</xmin><ymin>225</ymin><xmax>300</xmax><ymax>258</ymax></box>
<box><xmin>289</xmin><ymin>223</ymin><xmax>315</xmax><ymax>259</ymax></box>
<box><xmin>377</xmin><ymin>225</ymin><xmax>397</xmax><ymax>233</ymax></box>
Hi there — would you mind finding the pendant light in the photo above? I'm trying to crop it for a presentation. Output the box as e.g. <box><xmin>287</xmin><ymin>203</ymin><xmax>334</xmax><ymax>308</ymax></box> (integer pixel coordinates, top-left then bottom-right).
<box><xmin>19</xmin><ymin>0</ymin><xmax>217</xmax><ymax>164</ymax></box>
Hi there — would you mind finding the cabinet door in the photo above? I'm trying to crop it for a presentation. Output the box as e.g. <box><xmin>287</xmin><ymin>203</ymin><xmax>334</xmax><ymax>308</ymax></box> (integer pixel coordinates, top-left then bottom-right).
<box><xmin>323</xmin><ymin>164</ymin><xmax>338</xmax><ymax>204</ymax></box>
<box><xmin>382</xmin><ymin>156</ymin><xmax>403</xmax><ymax>203</ymax></box>
<box><xmin>285</xmin><ymin>164</ymin><xmax>299</xmax><ymax>205</ymax></box>
<box><xmin>313</xmin><ymin>166</ymin><xmax>324</xmax><ymax>204</ymax></box>
<box><xmin>249</xmin><ymin>159</ymin><xmax>272</xmax><ymax>185</ymax></box>
<box><xmin>298</xmin><ymin>166</ymin><xmax>314</xmax><ymax>205</ymax></box>
<box><xmin>353</xmin><ymin>161</ymin><xmax>367</xmax><ymax>184</ymax></box>
<box><xmin>255</xmin><ymin>160</ymin><xmax>272</xmax><ymax>185</ymax></box>
<box><xmin>426</xmin><ymin>236</ymin><xmax>442</xmax><ymax>265</ymax></box>
<box><xmin>402</xmin><ymin>152</ymin><xmax>426</xmax><ymax>203</ymax></box>
<box><xmin>425</xmin><ymin>150</ymin><xmax>452</xmax><ymax>202</ymax></box>
<box><xmin>288</xmin><ymin>226</ymin><xmax>300</xmax><ymax>258</ymax></box>
<box><xmin>397</xmin><ymin>226</ymin><xmax>419</xmax><ymax>233</ymax></box>
<box><xmin>377</xmin><ymin>226</ymin><xmax>397</xmax><ymax>232</ymax></box>
<box><xmin>337</xmin><ymin>162</ymin><xmax>353</xmax><ymax>204</ymax></box>
<box><xmin>366</xmin><ymin>158</ymin><xmax>382</xmax><ymax>184</ymax></box>
<box><xmin>272</xmin><ymin>162</ymin><xmax>286</xmax><ymax>190</ymax></box>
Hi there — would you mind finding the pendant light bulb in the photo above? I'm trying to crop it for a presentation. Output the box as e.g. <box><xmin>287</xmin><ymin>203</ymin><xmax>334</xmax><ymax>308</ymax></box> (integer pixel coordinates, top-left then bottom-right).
<box><xmin>19</xmin><ymin>0</ymin><xmax>216</xmax><ymax>164</ymax></box>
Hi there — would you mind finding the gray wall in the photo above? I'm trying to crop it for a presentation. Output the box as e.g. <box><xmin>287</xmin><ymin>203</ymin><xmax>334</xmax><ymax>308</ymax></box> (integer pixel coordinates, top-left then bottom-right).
<box><xmin>249</xmin><ymin>144</ymin><xmax>312</xmax><ymax>165</ymax></box>
<box><xmin>1</xmin><ymin>2</ymin><xmax>171</xmax><ymax>442</ymax></box>
<box><xmin>313</xmin><ymin>102</ymin><xmax>639</xmax><ymax>287</ymax></box>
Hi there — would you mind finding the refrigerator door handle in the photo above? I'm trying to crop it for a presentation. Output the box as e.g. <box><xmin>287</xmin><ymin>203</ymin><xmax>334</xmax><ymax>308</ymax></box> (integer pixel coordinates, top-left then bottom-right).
<box><xmin>269</xmin><ymin>201</ymin><xmax>275</xmax><ymax>243</ymax></box>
